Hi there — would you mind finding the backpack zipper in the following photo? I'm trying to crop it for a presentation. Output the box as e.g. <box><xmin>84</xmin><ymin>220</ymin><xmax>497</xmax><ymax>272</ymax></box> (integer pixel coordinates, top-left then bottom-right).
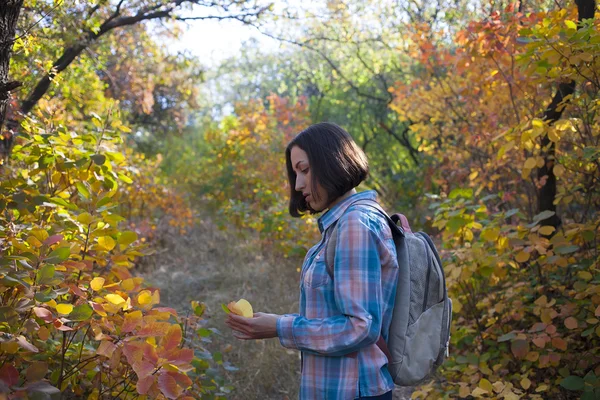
<box><xmin>420</xmin><ymin>234</ymin><xmax>432</xmax><ymax>313</ymax></box>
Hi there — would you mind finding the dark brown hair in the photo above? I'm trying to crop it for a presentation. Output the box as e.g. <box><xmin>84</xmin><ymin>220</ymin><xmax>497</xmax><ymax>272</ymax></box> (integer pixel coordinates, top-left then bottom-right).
<box><xmin>285</xmin><ymin>122</ymin><xmax>369</xmax><ymax>217</ymax></box>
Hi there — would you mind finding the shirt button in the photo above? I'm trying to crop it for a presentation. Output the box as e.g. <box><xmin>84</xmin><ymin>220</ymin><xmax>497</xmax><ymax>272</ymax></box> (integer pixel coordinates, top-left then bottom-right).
<box><xmin>316</xmin><ymin>255</ymin><xmax>320</xmax><ymax>259</ymax></box>
<box><xmin>367</xmin><ymin>315</ymin><xmax>372</xmax><ymax>320</ymax></box>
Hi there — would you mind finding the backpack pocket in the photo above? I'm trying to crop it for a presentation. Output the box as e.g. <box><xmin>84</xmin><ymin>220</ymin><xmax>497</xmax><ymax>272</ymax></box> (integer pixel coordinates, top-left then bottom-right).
<box><xmin>390</xmin><ymin>299</ymin><xmax>445</xmax><ymax>386</ymax></box>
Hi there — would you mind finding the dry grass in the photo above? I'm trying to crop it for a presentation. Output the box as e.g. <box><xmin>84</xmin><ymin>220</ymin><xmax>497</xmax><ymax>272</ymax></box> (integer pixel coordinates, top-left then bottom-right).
<box><xmin>139</xmin><ymin>217</ymin><xmax>415</xmax><ymax>400</ymax></box>
<box><xmin>140</xmin><ymin>218</ymin><xmax>302</xmax><ymax>400</ymax></box>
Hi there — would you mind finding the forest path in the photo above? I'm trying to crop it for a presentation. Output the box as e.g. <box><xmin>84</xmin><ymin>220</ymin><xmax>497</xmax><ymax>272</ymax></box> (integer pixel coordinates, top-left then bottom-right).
<box><xmin>140</xmin><ymin>217</ymin><xmax>414</xmax><ymax>400</ymax></box>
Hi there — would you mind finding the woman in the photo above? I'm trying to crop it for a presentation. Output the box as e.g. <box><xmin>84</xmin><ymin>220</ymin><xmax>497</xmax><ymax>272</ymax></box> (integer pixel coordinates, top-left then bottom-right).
<box><xmin>225</xmin><ymin>122</ymin><xmax>399</xmax><ymax>400</ymax></box>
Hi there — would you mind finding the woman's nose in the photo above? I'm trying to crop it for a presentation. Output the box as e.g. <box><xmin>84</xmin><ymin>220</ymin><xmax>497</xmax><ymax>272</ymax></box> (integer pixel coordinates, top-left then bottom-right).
<box><xmin>295</xmin><ymin>175</ymin><xmax>305</xmax><ymax>192</ymax></box>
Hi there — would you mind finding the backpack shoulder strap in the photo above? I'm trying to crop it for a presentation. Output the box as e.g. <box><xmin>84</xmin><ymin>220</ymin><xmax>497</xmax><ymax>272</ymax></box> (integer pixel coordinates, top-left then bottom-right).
<box><xmin>324</xmin><ymin>199</ymin><xmax>408</xmax><ymax>275</ymax></box>
<box><xmin>323</xmin><ymin>199</ymin><xmax>400</xmax><ymax>363</ymax></box>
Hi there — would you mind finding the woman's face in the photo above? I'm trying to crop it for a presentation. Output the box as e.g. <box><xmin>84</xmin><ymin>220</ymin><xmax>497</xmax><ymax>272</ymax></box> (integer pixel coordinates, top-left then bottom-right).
<box><xmin>290</xmin><ymin>146</ymin><xmax>329</xmax><ymax>212</ymax></box>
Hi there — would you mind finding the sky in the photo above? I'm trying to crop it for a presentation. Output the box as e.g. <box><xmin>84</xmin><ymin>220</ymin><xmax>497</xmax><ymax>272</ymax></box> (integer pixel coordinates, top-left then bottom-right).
<box><xmin>167</xmin><ymin>18</ymin><xmax>283</xmax><ymax>67</ymax></box>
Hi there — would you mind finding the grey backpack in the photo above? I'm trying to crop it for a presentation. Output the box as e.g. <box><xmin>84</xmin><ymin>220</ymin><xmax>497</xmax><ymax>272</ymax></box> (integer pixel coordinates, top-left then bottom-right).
<box><xmin>325</xmin><ymin>200</ymin><xmax>452</xmax><ymax>387</ymax></box>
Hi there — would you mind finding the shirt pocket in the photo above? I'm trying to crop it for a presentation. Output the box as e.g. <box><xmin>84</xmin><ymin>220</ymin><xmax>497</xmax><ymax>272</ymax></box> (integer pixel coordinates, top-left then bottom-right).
<box><xmin>303</xmin><ymin>250</ymin><xmax>331</xmax><ymax>289</ymax></box>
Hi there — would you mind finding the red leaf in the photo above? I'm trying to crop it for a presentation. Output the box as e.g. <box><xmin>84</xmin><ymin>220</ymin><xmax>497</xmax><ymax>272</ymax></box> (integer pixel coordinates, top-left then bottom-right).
<box><xmin>158</xmin><ymin>372</ymin><xmax>181</xmax><ymax>399</ymax></box>
<box><xmin>62</xmin><ymin>261</ymin><xmax>88</xmax><ymax>271</ymax></box>
<box><xmin>161</xmin><ymin>324</ymin><xmax>182</xmax><ymax>352</ymax></box>
<box><xmin>53</xmin><ymin>320</ymin><xmax>74</xmax><ymax>331</ymax></box>
<box><xmin>168</xmin><ymin>371</ymin><xmax>192</xmax><ymax>388</ymax></box>
<box><xmin>143</xmin><ymin>343</ymin><xmax>159</xmax><ymax>365</ymax></box>
<box><xmin>123</xmin><ymin>342</ymin><xmax>144</xmax><ymax>365</ymax></box>
<box><xmin>532</xmin><ymin>337</ymin><xmax>546</xmax><ymax>348</ymax></box>
<box><xmin>552</xmin><ymin>337</ymin><xmax>567</xmax><ymax>351</ymax></box>
<box><xmin>122</xmin><ymin>310</ymin><xmax>143</xmax><ymax>333</ymax></box>
<box><xmin>132</xmin><ymin>360</ymin><xmax>155</xmax><ymax>378</ymax></box>
<box><xmin>69</xmin><ymin>285</ymin><xmax>87</xmax><ymax>298</ymax></box>
<box><xmin>153</xmin><ymin>307</ymin><xmax>178</xmax><ymax>317</ymax></box>
<box><xmin>510</xmin><ymin>339</ymin><xmax>528</xmax><ymax>359</ymax></box>
<box><xmin>16</xmin><ymin>336</ymin><xmax>39</xmax><ymax>353</ymax></box>
<box><xmin>33</xmin><ymin>307</ymin><xmax>53</xmax><ymax>323</ymax></box>
<box><xmin>43</xmin><ymin>235</ymin><xmax>63</xmax><ymax>246</ymax></box>
<box><xmin>136</xmin><ymin>375</ymin><xmax>154</xmax><ymax>395</ymax></box>
<box><xmin>0</xmin><ymin>363</ymin><xmax>19</xmax><ymax>386</ymax></box>
<box><xmin>96</xmin><ymin>341</ymin><xmax>117</xmax><ymax>358</ymax></box>
<box><xmin>136</xmin><ymin>322</ymin><xmax>171</xmax><ymax>337</ymax></box>
<box><xmin>165</xmin><ymin>348</ymin><xmax>194</xmax><ymax>366</ymax></box>
<box><xmin>564</xmin><ymin>317</ymin><xmax>578</xmax><ymax>330</ymax></box>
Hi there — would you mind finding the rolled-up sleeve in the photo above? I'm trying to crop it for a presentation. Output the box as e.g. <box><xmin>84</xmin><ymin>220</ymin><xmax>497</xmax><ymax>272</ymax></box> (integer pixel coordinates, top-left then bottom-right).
<box><xmin>276</xmin><ymin>209</ymin><xmax>385</xmax><ymax>356</ymax></box>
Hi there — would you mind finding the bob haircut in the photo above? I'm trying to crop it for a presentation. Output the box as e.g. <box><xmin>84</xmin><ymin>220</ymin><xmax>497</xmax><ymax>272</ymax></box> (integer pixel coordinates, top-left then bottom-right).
<box><xmin>286</xmin><ymin>122</ymin><xmax>369</xmax><ymax>217</ymax></box>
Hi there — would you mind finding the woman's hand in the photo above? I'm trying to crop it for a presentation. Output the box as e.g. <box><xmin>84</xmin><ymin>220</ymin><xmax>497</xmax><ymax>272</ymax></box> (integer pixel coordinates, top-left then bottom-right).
<box><xmin>225</xmin><ymin>312</ymin><xmax>281</xmax><ymax>340</ymax></box>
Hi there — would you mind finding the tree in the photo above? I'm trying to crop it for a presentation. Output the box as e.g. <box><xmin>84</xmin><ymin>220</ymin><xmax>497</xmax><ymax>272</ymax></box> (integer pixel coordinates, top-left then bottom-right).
<box><xmin>0</xmin><ymin>0</ymin><xmax>270</xmax><ymax>156</ymax></box>
<box><xmin>537</xmin><ymin>0</ymin><xmax>596</xmax><ymax>229</ymax></box>
<box><xmin>0</xmin><ymin>0</ymin><xmax>24</xmax><ymax>157</ymax></box>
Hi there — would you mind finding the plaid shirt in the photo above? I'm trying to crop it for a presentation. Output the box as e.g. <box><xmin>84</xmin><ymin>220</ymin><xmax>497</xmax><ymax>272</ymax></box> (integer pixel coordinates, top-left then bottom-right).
<box><xmin>277</xmin><ymin>190</ymin><xmax>399</xmax><ymax>399</ymax></box>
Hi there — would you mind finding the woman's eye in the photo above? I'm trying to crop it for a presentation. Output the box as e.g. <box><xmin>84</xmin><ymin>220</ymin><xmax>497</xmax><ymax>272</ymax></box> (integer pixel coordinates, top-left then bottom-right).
<box><xmin>301</xmin><ymin>168</ymin><xmax>309</xmax><ymax>174</ymax></box>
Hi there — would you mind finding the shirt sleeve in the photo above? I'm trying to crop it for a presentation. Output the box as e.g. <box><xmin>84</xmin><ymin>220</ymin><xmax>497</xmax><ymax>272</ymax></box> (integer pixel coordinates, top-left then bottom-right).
<box><xmin>276</xmin><ymin>208</ymin><xmax>386</xmax><ymax>356</ymax></box>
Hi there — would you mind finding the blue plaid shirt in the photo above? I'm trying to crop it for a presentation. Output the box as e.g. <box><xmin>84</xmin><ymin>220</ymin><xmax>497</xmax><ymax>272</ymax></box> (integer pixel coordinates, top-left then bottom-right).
<box><xmin>277</xmin><ymin>190</ymin><xmax>399</xmax><ymax>399</ymax></box>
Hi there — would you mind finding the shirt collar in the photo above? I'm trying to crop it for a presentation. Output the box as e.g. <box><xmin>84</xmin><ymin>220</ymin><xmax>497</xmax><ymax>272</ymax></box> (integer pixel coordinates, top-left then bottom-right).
<box><xmin>317</xmin><ymin>190</ymin><xmax>378</xmax><ymax>233</ymax></box>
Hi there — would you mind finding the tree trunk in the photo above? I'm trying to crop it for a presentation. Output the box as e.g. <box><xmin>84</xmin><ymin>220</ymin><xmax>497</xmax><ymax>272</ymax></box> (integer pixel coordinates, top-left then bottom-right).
<box><xmin>0</xmin><ymin>0</ymin><xmax>24</xmax><ymax>158</ymax></box>
<box><xmin>537</xmin><ymin>0</ymin><xmax>596</xmax><ymax>229</ymax></box>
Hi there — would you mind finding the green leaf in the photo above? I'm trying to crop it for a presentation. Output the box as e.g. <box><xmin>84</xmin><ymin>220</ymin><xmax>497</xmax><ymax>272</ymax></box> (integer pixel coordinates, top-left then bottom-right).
<box><xmin>555</xmin><ymin>245</ymin><xmax>579</xmax><ymax>255</ymax></box>
<box><xmin>91</xmin><ymin>154</ymin><xmax>106</xmax><ymax>165</ymax></box>
<box><xmin>36</xmin><ymin>265</ymin><xmax>55</xmax><ymax>285</ymax></box>
<box><xmin>118</xmin><ymin>231</ymin><xmax>138</xmax><ymax>247</ymax></box>
<box><xmin>197</xmin><ymin>328</ymin><xmax>211</xmax><ymax>337</ymax></box>
<box><xmin>75</xmin><ymin>182</ymin><xmax>90</xmax><ymax>199</ymax></box>
<box><xmin>117</xmin><ymin>172</ymin><xmax>133</xmax><ymax>184</ymax></box>
<box><xmin>221</xmin><ymin>303</ymin><xmax>230</xmax><ymax>314</ymax></box>
<box><xmin>69</xmin><ymin>304</ymin><xmax>93</xmax><ymax>321</ymax></box>
<box><xmin>34</xmin><ymin>289</ymin><xmax>58</xmax><ymax>302</ymax></box>
<box><xmin>560</xmin><ymin>376</ymin><xmax>584</xmax><ymax>391</ymax></box>
<box><xmin>497</xmin><ymin>332</ymin><xmax>516</xmax><ymax>342</ymax></box>
<box><xmin>449</xmin><ymin>188</ymin><xmax>473</xmax><ymax>199</ymax></box>
<box><xmin>533</xmin><ymin>210</ymin><xmax>555</xmax><ymax>223</ymax></box>
<box><xmin>48</xmin><ymin>197</ymin><xmax>77</xmax><ymax>210</ymax></box>
<box><xmin>45</xmin><ymin>247</ymin><xmax>70</xmax><ymax>264</ymax></box>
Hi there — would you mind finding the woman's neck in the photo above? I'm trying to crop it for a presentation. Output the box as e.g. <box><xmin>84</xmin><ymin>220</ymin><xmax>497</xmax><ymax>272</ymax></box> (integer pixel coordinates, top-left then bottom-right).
<box><xmin>327</xmin><ymin>188</ymin><xmax>357</xmax><ymax>211</ymax></box>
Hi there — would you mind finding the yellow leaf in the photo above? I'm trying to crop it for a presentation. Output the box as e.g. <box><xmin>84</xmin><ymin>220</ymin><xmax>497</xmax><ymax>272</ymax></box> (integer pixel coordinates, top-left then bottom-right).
<box><xmin>469</xmin><ymin>171</ymin><xmax>479</xmax><ymax>180</ymax></box>
<box><xmin>227</xmin><ymin>299</ymin><xmax>254</xmax><ymax>318</ymax></box>
<box><xmin>482</xmin><ymin>228</ymin><xmax>499</xmax><ymax>242</ymax></box>
<box><xmin>452</xmin><ymin>299</ymin><xmax>462</xmax><ymax>313</ymax></box>
<box><xmin>56</xmin><ymin>303</ymin><xmax>73</xmax><ymax>315</ymax></box>
<box><xmin>578</xmin><ymin>271</ymin><xmax>592</xmax><ymax>281</ymax></box>
<box><xmin>532</xmin><ymin>119</ymin><xmax>544</xmax><ymax>128</ymax></box>
<box><xmin>516</xmin><ymin>251</ymin><xmax>530</xmax><ymax>263</ymax></box>
<box><xmin>77</xmin><ymin>212</ymin><xmax>94</xmax><ymax>225</ymax></box>
<box><xmin>1</xmin><ymin>341</ymin><xmax>19</xmax><ymax>354</ymax></box>
<box><xmin>137</xmin><ymin>290</ymin><xmax>153</xmax><ymax>305</ymax></box>
<box><xmin>105</xmin><ymin>294</ymin><xmax>125</xmax><ymax>305</ymax></box>
<box><xmin>538</xmin><ymin>226</ymin><xmax>555</xmax><ymax>236</ymax></box>
<box><xmin>90</xmin><ymin>277</ymin><xmax>105</xmax><ymax>291</ymax></box>
<box><xmin>564</xmin><ymin>20</ymin><xmax>577</xmax><ymax>29</ymax></box>
<box><xmin>98</xmin><ymin>236</ymin><xmax>116</xmax><ymax>251</ymax></box>
<box><xmin>479</xmin><ymin>378</ymin><xmax>493</xmax><ymax>393</ymax></box>
<box><xmin>122</xmin><ymin>278</ymin><xmax>135</xmax><ymax>291</ymax></box>
<box><xmin>458</xmin><ymin>385</ymin><xmax>471</xmax><ymax>397</ymax></box>
<box><xmin>553</xmin><ymin>164</ymin><xmax>565</xmax><ymax>178</ymax></box>
<box><xmin>520</xmin><ymin>377</ymin><xmax>531</xmax><ymax>390</ymax></box>
<box><xmin>524</xmin><ymin>157</ymin><xmax>537</xmax><ymax>170</ymax></box>
<box><xmin>464</xmin><ymin>229</ymin><xmax>474</xmax><ymax>242</ymax></box>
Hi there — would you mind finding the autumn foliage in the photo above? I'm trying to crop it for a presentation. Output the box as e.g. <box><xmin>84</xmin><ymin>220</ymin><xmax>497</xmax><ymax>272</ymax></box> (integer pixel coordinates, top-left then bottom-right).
<box><xmin>391</xmin><ymin>6</ymin><xmax>600</xmax><ymax>399</ymax></box>
<box><xmin>0</xmin><ymin>105</ymin><xmax>227</xmax><ymax>398</ymax></box>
